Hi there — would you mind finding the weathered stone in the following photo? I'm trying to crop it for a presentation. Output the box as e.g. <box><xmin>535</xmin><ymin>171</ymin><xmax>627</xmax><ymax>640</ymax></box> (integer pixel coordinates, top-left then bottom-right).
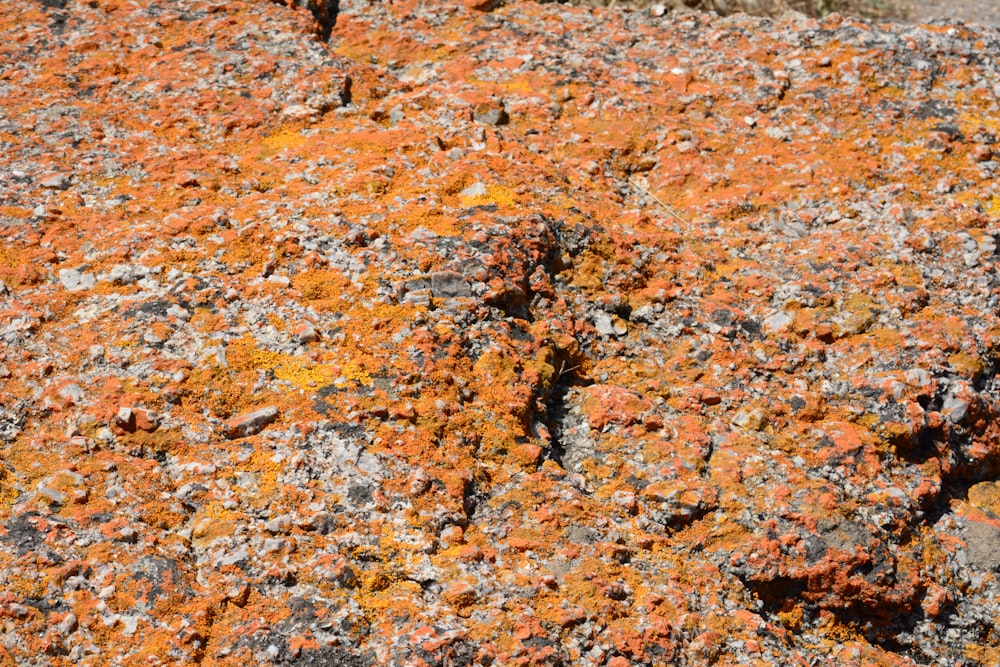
<box><xmin>224</xmin><ymin>406</ymin><xmax>279</xmax><ymax>439</ymax></box>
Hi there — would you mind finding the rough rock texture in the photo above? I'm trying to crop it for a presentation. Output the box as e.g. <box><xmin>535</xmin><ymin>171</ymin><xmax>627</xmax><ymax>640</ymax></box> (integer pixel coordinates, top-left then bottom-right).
<box><xmin>2</xmin><ymin>0</ymin><xmax>1000</xmax><ymax>665</ymax></box>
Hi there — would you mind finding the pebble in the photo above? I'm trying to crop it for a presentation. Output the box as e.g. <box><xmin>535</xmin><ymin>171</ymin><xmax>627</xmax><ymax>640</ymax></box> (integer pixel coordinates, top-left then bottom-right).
<box><xmin>36</xmin><ymin>483</ymin><xmax>67</xmax><ymax>506</ymax></box>
<box><xmin>294</xmin><ymin>323</ymin><xmax>319</xmax><ymax>343</ymax></box>
<box><xmin>473</xmin><ymin>101</ymin><xmax>509</xmax><ymax>125</ymax></box>
<box><xmin>265</xmin><ymin>514</ymin><xmax>293</xmax><ymax>533</ymax></box>
<box><xmin>39</xmin><ymin>173</ymin><xmax>71</xmax><ymax>190</ymax></box>
<box><xmin>431</xmin><ymin>271</ymin><xmax>471</xmax><ymax>299</ymax></box>
<box><xmin>58</xmin><ymin>613</ymin><xmax>78</xmax><ymax>635</ymax></box>
<box><xmin>224</xmin><ymin>406</ymin><xmax>280</xmax><ymax>439</ymax></box>
<box><xmin>593</xmin><ymin>311</ymin><xmax>626</xmax><ymax>337</ymax></box>
<box><xmin>58</xmin><ymin>383</ymin><xmax>86</xmax><ymax>404</ymax></box>
<box><xmin>459</xmin><ymin>182</ymin><xmax>488</xmax><ymax>199</ymax></box>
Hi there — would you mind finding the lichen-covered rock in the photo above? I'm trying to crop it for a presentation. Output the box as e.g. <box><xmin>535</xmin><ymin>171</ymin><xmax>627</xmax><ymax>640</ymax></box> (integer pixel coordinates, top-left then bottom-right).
<box><xmin>2</xmin><ymin>0</ymin><xmax>1000</xmax><ymax>664</ymax></box>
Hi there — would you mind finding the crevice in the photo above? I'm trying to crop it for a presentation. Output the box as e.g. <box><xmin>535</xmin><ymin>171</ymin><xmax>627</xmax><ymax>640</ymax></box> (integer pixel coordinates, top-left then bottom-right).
<box><xmin>542</xmin><ymin>383</ymin><xmax>572</xmax><ymax>470</ymax></box>
<box><xmin>892</xmin><ymin>348</ymin><xmax>1000</xmax><ymax>530</ymax></box>
<box><xmin>541</xmin><ymin>362</ymin><xmax>591</xmax><ymax>471</ymax></box>
<box><xmin>271</xmin><ymin>0</ymin><xmax>340</xmax><ymax>41</ymax></box>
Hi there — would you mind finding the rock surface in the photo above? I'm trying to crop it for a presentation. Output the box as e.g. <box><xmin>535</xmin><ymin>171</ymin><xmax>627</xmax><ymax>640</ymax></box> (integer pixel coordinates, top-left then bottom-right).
<box><xmin>2</xmin><ymin>0</ymin><xmax>1000</xmax><ymax>664</ymax></box>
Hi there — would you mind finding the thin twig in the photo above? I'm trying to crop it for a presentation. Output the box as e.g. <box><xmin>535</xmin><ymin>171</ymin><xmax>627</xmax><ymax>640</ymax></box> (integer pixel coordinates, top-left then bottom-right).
<box><xmin>556</xmin><ymin>359</ymin><xmax>580</xmax><ymax>382</ymax></box>
<box><xmin>627</xmin><ymin>176</ymin><xmax>688</xmax><ymax>224</ymax></box>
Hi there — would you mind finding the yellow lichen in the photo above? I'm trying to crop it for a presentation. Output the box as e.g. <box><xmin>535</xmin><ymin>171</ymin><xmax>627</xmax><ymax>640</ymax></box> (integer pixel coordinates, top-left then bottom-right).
<box><xmin>338</xmin><ymin>359</ymin><xmax>372</xmax><ymax>387</ymax></box>
<box><xmin>984</xmin><ymin>194</ymin><xmax>1000</xmax><ymax>217</ymax></box>
<box><xmin>258</xmin><ymin>126</ymin><xmax>306</xmax><ymax>158</ymax></box>
<box><xmin>226</xmin><ymin>334</ymin><xmax>336</xmax><ymax>390</ymax></box>
<box><xmin>459</xmin><ymin>183</ymin><xmax>518</xmax><ymax>209</ymax></box>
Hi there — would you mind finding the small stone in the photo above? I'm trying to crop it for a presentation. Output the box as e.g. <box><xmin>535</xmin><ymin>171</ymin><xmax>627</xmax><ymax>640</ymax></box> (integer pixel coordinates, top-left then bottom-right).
<box><xmin>921</xmin><ymin>584</ymin><xmax>951</xmax><ymax>619</ymax></box>
<box><xmin>115</xmin><ymin>407</ymin><xmax>135</xmax><ymax>430</ymax></box>
<box><xmin>459</xmin><ymin>181</ymin><xmax>488</xmax><ymax>199</ymax></box>
<box><xmin>905</xmin><ymin>368</ymin><xmax>932</xmax><ymax>387</ymax></box>
<box><xmin>612</xmin><ymin>490</ymin><xmax>637</xmax><ymax>513</ymax></box>
<box><xmin>699</xmin><ymin>388</ymin><xmax>722</xmax><ymax>406</ymax></box>
<box><xmin>463</xmin><ymin>0</ymin><xmax>500</xmax><ymax>11</ymax></box>
<box><xmin>58</xmin><ymin>613</ymin><xmax>78</xmax><ymax>635</ymax></box>
<box><xmin>174</xmin><ymin>172</ymin><xmax>200</xmax><ymax>187</ymax></box>
<box><xmin>294</xmin><ymin>323</ymin><xmax>318</xmax><ymax>343</ymax></box>
<box><xmin>226</xmin><ymin>582</ymin><xmax>251</xmax><ymax>608</ymax></box>
<box><xmin>926</xmin><ymin>131</ymin><xmax>951</xmax><ymax>152</ymax></box>
<box><xmin>224</xmin><ymin>406</ymin><xmax>279</xmax><ymax>439</ymax></box>
<box><xmin>431</xmin><ymin>271</ymin><xmax>471</xmax><ymax>299</ymax></box>
<box><xmin>265</xmin><ymin>514</ymin><xmax>293</xmax><ymax>533</ymax></box>
<box><xmin>732</xmin><ymin>408</ymin><xmax>767</xmax><ymax>431</ymax></box>
<box><xmin>442</xmin><ymin>580</ymin><xmax>477</xmax><ymax>607</ymax></box>
<box><xmin>961</xmin><ymin>520</ymin><xmax>1000</xmax><ymax>571</ymax></box>
<box><xmin>473</xmin><ymin>101</ymin><xmax>508</xmax><ymax>126</ymax></box>
<box><xmin>58</xmin><ymin>383</ymin><xmax>86</xmax><ymax>405</ymax></box>
<box><xmin>764</xmin><ymin>310</ymin><xmax>792</xmax><ymax>333</ymax></box>
<box><xmin>59</xmin><ymin>268</ymin><xmax>96</xmax><ymax>292</ymax></box>
<box><xmin>227</xmin><ymin>583</ymin><xmax>252</xmax><ymax>607</ymax></box>
<box><xmin>281</xmin><ymin>104</ymin><xmax>316</xmax><ymax>120</ymax></box>
<box><xmin>267</xmin><ymin>274</ymin><xmax>290</xmax><ymax>287</ymax></box>
<box><xmin>942</xmin><ymin>394</ymin><xmax>970</xmax><ymax>424</ymax></box>
<box><xmin>37</xmin><ymin>483</ymin><xmax>67</xmax><ymax>505</ymax></box>
<box><xmin>970</xmin><ymin>145</ymin><xmax>992</xmax><ymax>162</ymax></box>
<box><xmin>106</xmin><ymin>264</ymin><xmax>136</xmax><ymax>285</ymax></box>
<box><xmin>594</xmin><ymin>311</ymin><xmax>617</xmax><ymax>337</ymax></box>
<box><xmin>409</xmin><ymin>469</ymin><xmax>432</xmax><ymax>496</ymax></box>
<box><xmin>440</xmin><ymin>524</ymin><xmax>464</xmax><ymax>545</ymax></box>
<box><xmin>39</xmin><ymin>172</ymin><xmax>71</xmax><ymax>190</ymax></box>
<box><xmin>262</xmin><ymin>538</ymin><xmax>286</xmax><ymax>554</ymax></box>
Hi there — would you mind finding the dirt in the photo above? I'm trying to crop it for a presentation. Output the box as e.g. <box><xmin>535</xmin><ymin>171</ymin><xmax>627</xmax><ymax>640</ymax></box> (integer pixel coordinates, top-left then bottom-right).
<box><xmin>903</xmin><ymin>0</ymin><xmax>1000</xmax><ymax>25</ymax></box>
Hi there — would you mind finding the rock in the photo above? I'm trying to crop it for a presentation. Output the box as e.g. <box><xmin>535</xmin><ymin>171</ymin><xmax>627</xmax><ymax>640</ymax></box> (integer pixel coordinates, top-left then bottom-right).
<box><xmin>971</xmin><ymin>145</ymin><xmax>993</xmax><ymax>162</ymax></box>
<box><xmin>942</xmin><ymin>382</ymin><xmax>975</xmax><ymax>424</ymax></box>
<box><xmin>463</xmin><ymin>0</ymin><xmax>501</xmax><ymax>10</ymax></box>
<box><xmin>115</xmin><ymin>406</ymin><xmax>134</xmax><ymax>430</ymax></box>
<box><xmin>473</xmin><ymin>100</ymin><xmax>508</xmax><ymax>125</ymax></box>
<box><xmin>57</xmin><ymin>383</ymin><xmax>85</xmax><ymax>405</ymax></box>
<box><xmin>961</xmin><ymin>521</ymin><xmax>1000</xmax><ymax>571</ymax></box>
<box><xmin>39</xmin><ymin>172</ymin><xmax>71</xmax><ymax>190</ymax></box>
<box><xmin>58</xmin><ymin>269</ymin><xmax>96</xmax><ymax>292</ymax></box>
<box><xmin>4</xmin><ymin>0</ymin><xmax>1000</xmax><ymax>664</ymax></box>
<box><xmin>593</xmin><ymin>311</ymin><xmax>618</xmax><ymax>337</ymax></box>
<box><xmin>265</xmin><ymin>515</ymin><xmax>292</xmax><ymax>533</ymax></box>
<box><xmin>174</xmin><ymin>172</ymin><xmax>200</xmax><ymax>188</ymax></box>
<box><xmin>224</xmin><ymin>406</ymin><xmax>279</xmax><ymax>439</ymax></box>
<box><xmin>294</xmin><ymin>323</ymin><xmax>319</xmax><ymax>343</ymax></box>
<box><xmin>459</xmin><ymin>181</ymin><xmax>488</xmax><ymax>199</ymax></box>
<box><xmin>904</xmin><ymin>368</ymin><xmax>932</xmax><ymax>387</ymax></box>
<box><xmin>430</xmin><ymin>271</ymin><xmax>471</xmax><ymax>299</ymax></box>
<box><xmin>58</xmin><ymin>613</ymin><xmax>78</xmax><ymax>636</ymax></box>
<box><xmin>764</xmin><ymin>310</ymin><xmax>792</xmax><ymax>333</ymax></box>
<box><xmin>36</xmin><ymin>483</ymin><xmax>67</xmax><ymax>506</ymax></box>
